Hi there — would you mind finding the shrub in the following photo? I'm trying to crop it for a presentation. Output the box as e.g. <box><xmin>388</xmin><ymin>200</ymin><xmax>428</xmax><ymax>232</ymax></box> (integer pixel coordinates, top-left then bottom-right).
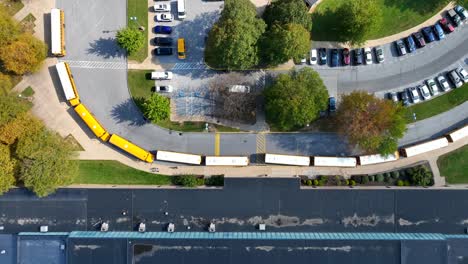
<box><xmin>142</xmin><ymin>93</ymin><xmax>170</xmax><ymax>123</ymax></box>
<box><xmin>172</xmin><ymin>175</ymin><xmax>200</xmax><ymax>187</ymax></box>
<box><xmin>350</xmin><ymin>180</ymin><xmax>356</xmax><ymax>186</ymax></box>
<box><xmin>205</xmin><ymin>175</ymin><xmax>224</xmax><ymax>186</ymax></box>
<box><xmin>345</xmin><ymin>179</ymin><xmax>349</xmax><ymax>186</ymax></box>
<box><xmin>116</xmin><ymin>27</ymin><xmax>144</xmax><ymax>55</ymax></box>
<box><xmin>369</xmin><ymin>175</ymin><xmax>375</xmax><ymax>182</ymax></box>
<box><xmin>313</xmin><ymin>179</ymin><xmax>319</xmax><ymax>186</ymax></box>
<box><xmin>361</xmin><ymin>175</ymin><xmax>369</xmax><ymax>184</ymax></box>
<box><xmin>306</xmin><ymin>179</ymin><xmax>312</xmax><ymax>186</ymax></box>
<box><xmin>391</xmin><ymin>171</ymin><xmax>399</xmax><ymax>179</ymax></box>
<box><xmin>396</xmin><ymin>180</ymin><xmax>404</xmax><ymax>186</ymax></box>
<box><xmin>404</xmin><ymin>180</ymin><xmax>410</xmax><ymax>186</ymax></box>
<box><xmin>384</xmin><ymin>174</ymin><xmax>391</xmax><ymax>183</ymax></box>
<box><xmin>376</xmin><ymin>174</ymin><xmax>384</xmax><ymax>182</ymax></box>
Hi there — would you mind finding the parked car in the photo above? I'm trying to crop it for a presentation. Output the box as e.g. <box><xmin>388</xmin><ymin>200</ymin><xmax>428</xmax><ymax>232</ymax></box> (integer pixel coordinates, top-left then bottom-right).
<box><xmin>354</xmin><ymin>48</ymin><xmax>363</xmax><ymax>65</ymax></box>
<box><xmin>433</xmin><ymin>23</ymin><xmax>445</xmax><ymax>40</ymax></box>
<box><xmin>448</xmin><ymin>9</ymin><xmax>462</xmax><ymax>26</ymax></box>
<box><xmin>405</xmin><ymin>35</ymin><xmax>416</xmax><ymax>52</ymax></box>
<box><xmin>155</xmin><ymin>13</ymin><xmax>173</xmax><ymax>22</ymax></box>
<box><xmin>155</xmin><ymin>85</ymin><xmax>174</xmax><ymax>93</ymax></box>
<box><xmin>342</xmin><ymin>48</ymin><xmax>350</xmax><ymax>65</ymax></box>
<box><xmin>154</xmin><ymin>37</ymin><xmax>173</xmax><ymax>46</ymax></box>
<box><xmin>395</xmin><ymin>39</ymin><xmax>407</xmax><ymax>56</ymax></box>
<box><xmin>310</xmin><ymin>49</ymin><xmax>318</xmax><ymax>65</ymax></box>
<box><xmin>151</xmin><ymin>71</ymin><xmax>173</xmax><ymax>80</ymax></box>
<box><xmin>364</xmin><ymin>47</ymin><xmax>372</xmax><ymax>64</ymax></box>
<box><xmin>407</xmin><ymin>87</ymin><xmax>420</xmax><ymax>103</ymax></box>
<box><xmin>422</xmin><ymin>27</ymin><xmax>436</xmax><ymax>43</ymax></box>
<box><xmin>319</xmin><ymin>48</ymin><xmax>327</xmax><ymax>65</ymax></box>
<box><xmin>228</xmin><ymin>85</ymin><xmax>251</xmax><ymax>93</ymax></box>
<box><xmin>455</xmin><ymin>5</ymin><xmax>468</xmax><ymax>20</ymax></box>
<box><xmin>417</xmin><ymin>84</ymin><xmax>431</xmax><ymax>100</ymax></box>
<box><xmin>328</xmin><ymin>97</ymin><xmax>336</xmax><ymax>112</ymax></box>
<box><xmin>436</xmin><ymin>75</ymin><xmax>451</xmax><ymax>91</ymax></box>
<box><xmin>154</xmin><ymin>3</ymin><xmax>171</xmax><ymax>12</ymax></box>
<box><xmin>374</xmin><ymin>46</ymin><xmax>384</xmax><ymax>63</ymax></box>
<box><xmin>439</xmin><ymin>18</ymin><xmax>455</xmax><ymax>33</ymax></box>
<box><xmin>457</xmin><ymin>67</ymin><xmax>468</xmax><ymax>83</ymax></box>
<box><xmin>299</xmin><ymin>55</ymin><xmax>307</xmax><ymax>64</ymax></box>
<box><xmin>154</xmin><ymin>47</ymin><xmax>173</xmax><ymax>56</ymax></box>
<box><xmin>399</xmin><ymin>91</ymin><xmax>410</xmax><ymax>106</ymax></box>
<box><xmin>330</xmin><ymin>49</ymin><xmax>339</xmax><ymax>67</ymax></box>
<box><xmin>426</xmin><ymin>79</ymin><xmax>439</xmax><ymax>96</ymax></box>
<box><xmin>412</xmin><ymin>32</ymin><xmax>426</xmax><ymax>48</ymax></box>
<box><xmin>387</xmin><ymin>92</ymin><xmax>398</xmax><ymax>102</ymax></box>
<box><xmin>154</xmin><ymin>25</ymin><xmax>172</xmax><ymax>34</ymax></box>
<box><xmin>448</xmin><ymin>70</ymin><xmax>463</xmax><ymax>88</ymax></box>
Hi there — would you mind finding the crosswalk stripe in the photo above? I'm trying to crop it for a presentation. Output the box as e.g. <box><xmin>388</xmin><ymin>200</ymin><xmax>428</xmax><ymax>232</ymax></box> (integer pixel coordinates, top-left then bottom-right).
<box><xmin>214</xmin><ymin>133</ymin><xmax>220</xmax><ymax>156</ymax></box>
<box><xmin>256</xmin><ymin>133</ymin><xmax>266</xmax><ymax>154</ymax></box>
<box><xmin>59</xmin><ymin>60</ymin><xmax>127</xmax><ymax>70</ymax></box>
<box><xmin>171</xmin><ymin>62</ymin><xmax>207</xmax><ymax>70</ymax></box>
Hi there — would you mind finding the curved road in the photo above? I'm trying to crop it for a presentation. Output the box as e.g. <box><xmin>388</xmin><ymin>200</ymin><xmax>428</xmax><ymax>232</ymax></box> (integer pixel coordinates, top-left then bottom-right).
<box><xmin>58</xmin><ymin>0</ymin><xmax>468</xmax><ymax>162</ymax></box>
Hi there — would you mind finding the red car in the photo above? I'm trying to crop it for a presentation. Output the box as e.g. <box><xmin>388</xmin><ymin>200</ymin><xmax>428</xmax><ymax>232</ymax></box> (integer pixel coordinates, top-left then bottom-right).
<box><xmin>342</xmin><ymin>48</ymin><xmax>350</xmax><ymax>65</ymax></box>
<box><xmin>439</xmin><ymin>18</ymin><xmax>455</xmax><ymax>33</ymax></box>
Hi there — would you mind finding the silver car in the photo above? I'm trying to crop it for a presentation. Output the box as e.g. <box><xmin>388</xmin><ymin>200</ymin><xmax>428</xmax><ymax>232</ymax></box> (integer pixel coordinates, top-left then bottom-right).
<box><xmin>457</xmin><ymin>67</ymin><xmax>468</xmax><ymax>83</ymax></box>
<box><xmin>426</xmin><ymin>79</ymin><xmax>439</xmax><ymax>96</ymax></box>
<box><xmin>407</xmin><ymin>87</ymin><xmax>420</xmax><ymax>103</ymax></box>
<box><xmin>417</xmin><ymin>84</ymin><xmax>431</xmax><ymax>100</ymax></box>
<box><xmin>449</xmin><ymin>70</ymin><xmax>463</xmax><ymax>88</ymax></box>
<box><xmin>436</xmin><ymin>75</ymin><xmax>450</xmax><ymax>91</ymax></box>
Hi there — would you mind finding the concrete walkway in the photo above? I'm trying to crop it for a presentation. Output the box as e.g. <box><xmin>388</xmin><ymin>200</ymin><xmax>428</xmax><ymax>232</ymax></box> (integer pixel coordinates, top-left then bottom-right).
<box><xmin>13</xmin><ymin>0</ymin><xmax>55</xmax><ymax>42</ymax></box>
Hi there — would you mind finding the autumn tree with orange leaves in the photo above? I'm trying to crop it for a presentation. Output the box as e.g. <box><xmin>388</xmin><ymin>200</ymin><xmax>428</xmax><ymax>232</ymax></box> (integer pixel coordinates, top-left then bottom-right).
<box><xmin>336</xmin><ymin>91</ymin><xmax>407</xmax><ymax>155</ymax></box>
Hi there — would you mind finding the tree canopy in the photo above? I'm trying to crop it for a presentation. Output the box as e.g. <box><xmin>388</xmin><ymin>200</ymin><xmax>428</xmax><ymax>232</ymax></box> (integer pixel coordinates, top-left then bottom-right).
<box><xmin>336</xmin><ymin>0</ymin><xmax>382</xmax><ymax>45</ymax></box>
<box><xmin>263</xmin><ymin>0</ymin><xmax>312</xmax><ymax>31</ymax></box>
<box><xmin>205</xmin><ymin>0</ymin><xmax>266</xmax><ymax>70</ymax></box>
<box><xmin>336</xmin><ymin>91</ymin><xmax>407</xmax><ymax>155</ymax></box>
<box><xmin>116</xmin><ymin>27</ymin><xmax>144</xmax><ymax>55</ymax></box>
<box><xmin>0</xmin><ymin>8</ymin><xmax>20</xmax><ymax>46</ymax></box>
<box><xmin>143</xmin><ymin>93</ymin><xmax>170</xmax><ymax>123</ymax></box>
<box><xmin>0</xmin><ymin>33</ymin><xmax>47</xmax><ymax>75</ymax></box>
<box><xmin>0</xmin><ymin>144</ymin><xmax>16</xmax><ymax>195</ymax></box>
<box><xmin>264</xmin><ymin>67</ymin><xmax>329</xmax><ymax>131</ymax></box>
<box><xmin>260</xmin><ymin>23</ymin><xmax>311</xmax><ymax>66</ymax></box>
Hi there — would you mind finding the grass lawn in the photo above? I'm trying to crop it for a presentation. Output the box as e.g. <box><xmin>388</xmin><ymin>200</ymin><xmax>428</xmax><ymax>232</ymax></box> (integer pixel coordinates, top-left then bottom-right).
<box><xmin>127</xmin><ymin>0</ymin><xmax>148</xmax><ymax>62</ymax></box>
<box><xmin>128</xmin><ymin>70</ymin><xmax>242</xmax><ymax>132</ymax></box>
<box><xmin>20</xmin><ymin>13</ymin><xmax>36</xmax><ymax>34</ymax></box>
<box><xmin>0</xmin><ymin>0</ymin><xmax>24</xmax><ymax>16</ymax></box>
<box><xmin>437</xmin><ymin>145</ymin><xmax>468</xmax><ymax>184</ymax></box>
<box><xmin>20</xmin><ymin>86</ymin><xmax>34</xmax><ymax>97</ymax></box>
<box><xmin>312</xmin><ymin>0</ymin><xmax>448</xmax><ymax>42</ymax></box>
<box><xmin>76</xmin><ymin>160</ymin><xmax>172</xmax><ymax>185</ymax></box>
<box><xmin>405</xmin><ymin>84</ymin><xmax>468</xmax><ymax>123</ymax></box>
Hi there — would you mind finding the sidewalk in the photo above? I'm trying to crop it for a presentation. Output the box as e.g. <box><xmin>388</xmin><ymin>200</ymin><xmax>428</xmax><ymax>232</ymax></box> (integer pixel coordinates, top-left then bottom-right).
<box><xmin>312</xmin><ymin>2</ymin><xmax>454</xmax><ymax>48</ymax></box>
<box><xmin>13</xmin><ymin>0</ymin><xmax>55</xmax><ymax>42</ymax></box>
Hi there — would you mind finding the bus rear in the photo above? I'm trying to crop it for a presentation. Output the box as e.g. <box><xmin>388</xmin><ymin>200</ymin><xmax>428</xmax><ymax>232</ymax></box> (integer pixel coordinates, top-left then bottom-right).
<box><xmin>177</xmin><ymin>38</ymin><xmax>186</xmax><ymax>59</ymax></box>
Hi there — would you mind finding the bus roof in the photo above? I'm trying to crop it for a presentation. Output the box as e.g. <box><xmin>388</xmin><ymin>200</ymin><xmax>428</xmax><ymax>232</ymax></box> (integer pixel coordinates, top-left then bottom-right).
<box><xmin>109</xmin><ymin>134</ymin><xmax>154</xmax><ymax>163</ymax></box>
<box><xmin>358</xmin><ymin>153</ymin><xmax>398</xmax><ymax>166</ymax></box>
<box><xmin>265</xmin><ymin>153</ymin><xmax>310</xmax><ymax>166</ymax></box>
<box><xmin>205</xmin><ymin>156</ymin><xmax>249</xmax><ymax>166</ymax></box>
<box><xmin>74</xmin><ymin>104</ymin><xmax>110</xmax><ymax>141</ymax></box>
<box><xmin>50</xmin><ymin>9</ymin><xmax>62</xmax><ymax>55</ymax></box>
<box><xmin>156</xmin><ymin>151</ymin><xmax>201</xmax><ymax>165</ymax></box>
<box><xmin>56</xmin><ymin>62</ymin><xmax>77</xmax><ymax>101</ymax></box>
<box><xmin>403</xmin><ymin>138</ymin><xmax>449</xmax><ymax>157</ymax></box>
<box><xmin>313</xmin><ymin>156</ymin><xmax>357</xmax><ymax>167</ymax></box>
<box><xmin>448</xmin><ymin>125</ymin><xmax>468</xmax><ymax>142</ymax></box>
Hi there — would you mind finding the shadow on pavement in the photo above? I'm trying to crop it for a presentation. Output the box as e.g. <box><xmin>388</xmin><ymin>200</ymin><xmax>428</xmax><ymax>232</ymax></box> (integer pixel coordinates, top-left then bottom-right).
<box><xmin>87</xmin><ymin>37</ymin><xmax>125</xmax><ymax>59</ymax></box>
<box><xmin>111</xmin><ymin>98</ymin><xmax>147</xmax><ymax>126</ymax></box>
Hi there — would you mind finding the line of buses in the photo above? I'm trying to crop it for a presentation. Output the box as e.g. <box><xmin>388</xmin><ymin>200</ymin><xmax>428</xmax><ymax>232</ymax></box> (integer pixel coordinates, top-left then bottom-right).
<box><xmin>52</xmin><ymin>9</ymin><xmax>468</xmax><ymax>168</ymax></box>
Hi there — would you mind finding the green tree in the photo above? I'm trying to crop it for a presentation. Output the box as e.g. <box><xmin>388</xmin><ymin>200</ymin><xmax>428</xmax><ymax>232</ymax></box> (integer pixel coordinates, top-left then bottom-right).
<box><xmin>0</xmin><ymin>94</ymin><xmax>31</xmax><ymax>127</ymax></box>
<box><xmin>260</xmin><ymin>23</ymin><xmax>311</xmax><ymax>66</ymax></box>
<box><xmin>15</xmin><ymin>128</ymin><xmax>78</xmax><ymax>197</ymax></box>
<box><xmin>0</xmin><ymin>113</ymin><xmax>42</xmax><ymax>144</ymax></box>
<box><xmin>336</xmin><ymin>91</ymin><xmax>407</xmax><ymax>155</ymax></box>
<box><xmin>263</xmin><ymin>0</ymin><xmax>312</xmax><ymax>31</ymax></box>
<box><xmin>264</xmin><ymin>67</ymin><xmax>328</xmax><ymax>131</ymax></box>
<box><xmin>172</xmin><ymin>175</ymin><xmax>200</xmax><ymax>187</ymax></box>
<box><xmin>0</xmin><ymin>33</ymin><xmax>47</xmax><ymax>75</ymax></box>
<box><xmin>0</xmin><ymin>8</ymin><xmax>20</xmax><ymax>46</ymax></box>
<box><xmin>142</xmin><ymin>93</ymin><xmax>170</xmax><ymax>123</ymax></box>
<box><xmin>0</xmin><ymin>144</ymin><xmax>16</xmax><ymax>195</ymax></box>
<box><xmin>0</xmin><ymin>73</ymin><xmax>13</xmax><ymax>94</ymax></box>
<box><xmin>116</xmin><ymin>27</ymin><xmax>144</xmax><ymax>55</ymax></box>
<box><xmin>205</xmin><ymin>0</ymin><xmax>266</xmax><ymax>70</ymax></box>
<box><xmin>409</xmin><ymin>165</ymin><xmax>433</xmax><ymax>186</ymax></box>
<box><xmin>335</xmin><ymin>0</ymin><xmax>382</xmax><ymax>45</ymax></box>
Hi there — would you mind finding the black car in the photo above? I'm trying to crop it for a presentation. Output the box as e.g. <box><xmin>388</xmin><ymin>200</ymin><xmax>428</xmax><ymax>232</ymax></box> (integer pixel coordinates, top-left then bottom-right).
<box><xmin>354</xmin><ymin>48</ymin><xmax>363</xmax><ymax>65</ymax></box>
<box><xmin>412</xmin><ymin>32</ymin><xmax>426</xmax><ymax>48</ymax></box>
<box><xmin>319</xmin><ymin>48</ymin><xmax>327</xmax><ymax>65</ymax></box>
<box><xmin>154</xmin><ymin>47</ymin><xmax>173</xmax><ymax>56</ymax></box>
<box><xmin>154</xmin><ymin>37</ymin><xmax>173</xmax><ymax>46</ymax></box>
<box><xmin>398</xmin><ymin>91</ymin><xmax>410</xmax><ymax>106</ymax></box>
<box><xmin>330</xmin><ymin>49</ymin><xmax>339</xmax><ymax>67</ymax></box>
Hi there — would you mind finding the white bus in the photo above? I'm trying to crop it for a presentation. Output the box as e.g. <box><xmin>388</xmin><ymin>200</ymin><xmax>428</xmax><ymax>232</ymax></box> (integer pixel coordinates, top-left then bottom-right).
<box><xmin>205</xmin><ymin>156</ymin><xmax>249</xmax><ymax>166</ymax></box>
<box><xmin>55</xmin><ymin>62</ymin><xmax>80</xmax><ymax>106</ymax></box>
<box><xmin>51</xmin><ymin>8</ymin><xmax>65</xmax><ymax>56</ymax></box>
<box><xmin>447</xmin><ymin>125</ymin><xmax>468</xmax><ymax>142</ymax></box>
<box><xmin>358</xmin><ymin>152</ymin><xmax>399</xmax><ymax>166</ymax></box>
<box><xmin>313</xmin><ymin>156</ymin><xmax>357</xmax><ymax>167</ymax></box>
<box><xmin>177</xmin><ymin>0</ymin><xmax>186</xmax><ymax>20</ymax></box>
<box><xmin>401</xmin><ymin>137</ymin><xmax>449</xmax><ymax>157</ymax></box>
<box><xmin>156</xmin><ymin>150</ymin><xmax>201</xmax><ymax>165</ymax></box>
<box><xmin>264</xmin><ymin>153</ymin><xmax>310</xmax><ymax>166</ymax></box>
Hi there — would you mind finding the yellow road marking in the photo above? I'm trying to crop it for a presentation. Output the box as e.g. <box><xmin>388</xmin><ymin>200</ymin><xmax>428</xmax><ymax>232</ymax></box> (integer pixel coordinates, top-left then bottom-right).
<box><xmin>214</xmin><ymin>133</ymin><xmax>220</xmax><ymax>156</ymax></box>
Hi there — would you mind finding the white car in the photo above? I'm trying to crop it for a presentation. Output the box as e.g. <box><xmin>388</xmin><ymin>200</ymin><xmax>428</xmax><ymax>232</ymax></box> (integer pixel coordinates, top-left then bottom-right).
<box><xmin>364</xmin><ymin>47</ymin><xmax>372</xmax><ymax>65</ymax></box>
<box><xmin>417</xmin><ymin>84</ymin><xmax>431</xmax><ymax>100</ymax></box>
<box><xmin>228</xmin><ymin>85</ymin><xmax>251</xmax><ymax>93</ymax></box>
<box><xmin>155</xmin><ymin>85</ymin><xmax>173</xmax><ymax>93</ymax></box>
<box><xmin>151</xmin><ymin>71</ymin><xmax>173</xmax><ymax>80</ymax></box>
<box><xmin>309</xmin><ymin>49</ymin><xmax>317</xmax><ymax>65</ymax></box>
<box><xmin>437</xmin><ymin>75</ymin><xmax>450</xmax><ymax>91</ymax></box>
<box><xmin>155</xmin><ymin>13</ymin><xmax>173</xmax><ymax>22</ymax></box>
<box><xmin>457</xmin><ymin>67</ymin><xmax>468</xmax><ymax>83</ymax></box>
<box><xmin>425</xmin><ymin>79</ymin><xmax>439</xmax><ymax>96</ymax></box>
<box><xmin>154</xmin><ymin>4</ymin><xmax>171</xmax><ymax>12</ymax></box>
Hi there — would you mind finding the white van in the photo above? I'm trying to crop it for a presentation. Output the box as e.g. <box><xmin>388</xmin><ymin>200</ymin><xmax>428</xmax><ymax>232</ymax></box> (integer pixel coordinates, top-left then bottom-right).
<box><xmin>151</xmin><ymin>71</ymin><xmax>173</xmax><ymax>80</ymax></box>
<box><xmin>177</xmin><ymin>0</ymin><xmax>186</xmax><ymax>20</ymax></box>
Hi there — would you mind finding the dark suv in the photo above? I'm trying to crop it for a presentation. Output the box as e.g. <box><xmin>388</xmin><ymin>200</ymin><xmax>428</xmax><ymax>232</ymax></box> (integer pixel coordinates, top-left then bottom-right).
<box><xmin>154</xmin><ymin>47</ymin><xmax>173</xmax><ymax>56</ymax></box>
<box><xmin>154</xmin><ymin>37</ymin><xmax>173</xmax><ymax>46</ymax></box>
<box><xmin>354</xmin><ymin>49</ymin><xmax>363</xmax><ymax>65</ymax></box>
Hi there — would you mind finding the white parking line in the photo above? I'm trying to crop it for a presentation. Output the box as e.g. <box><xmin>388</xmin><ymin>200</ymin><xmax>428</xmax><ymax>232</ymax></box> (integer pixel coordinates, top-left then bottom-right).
<box><xmin>172</xmin><ymin>62</ymin><xmax>207</xmax><ymax>70</ymax></box>
<box><xmin>59</xmin><ymin>60</ymin><xmax>127</xmax><ymax>70</ymax></box>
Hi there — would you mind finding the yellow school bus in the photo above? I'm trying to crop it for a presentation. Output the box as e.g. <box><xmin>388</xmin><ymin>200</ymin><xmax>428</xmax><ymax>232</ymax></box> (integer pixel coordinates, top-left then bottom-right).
<box><xmin>51</xmin><ymin>8</ymin><xmax>66</xmax><ymax>56</ymax></box>
<box><xmin>108</xmin><ymin>134</ymin><xmax>154</xmax><ymax>163</ymax></box>
<box><xmin>74</xmin><ymin>104</ymin><xmax>111</xmax><ymax>141</ymax></box>
<box><xmin>177</xmin><ymin>38</ymin><xmax>186</xmax><ymax>59</ymax></box>
<box><xmin>56</xmin><ymin>62</ymin><xmax>80</xmax><ymax>106</ymax></box>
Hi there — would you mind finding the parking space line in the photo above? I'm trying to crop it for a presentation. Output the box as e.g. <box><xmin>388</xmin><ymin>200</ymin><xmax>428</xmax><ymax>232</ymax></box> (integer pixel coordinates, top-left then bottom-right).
<box><xmin>214</xmin><ymin>133</ymin><xmax>220</xmax><ymax>156</ymax></box>
<box><xmin>256</xmin><ymin>133</ymin><xmax>266</xmax><ymax>154</ymax></box>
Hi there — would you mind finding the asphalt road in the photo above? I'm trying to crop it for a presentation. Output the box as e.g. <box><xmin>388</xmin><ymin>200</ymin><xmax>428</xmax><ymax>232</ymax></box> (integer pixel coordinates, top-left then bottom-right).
<box><xmin>2</xmin><ymin>179</ymin><xmax>468</xmax><ymax>234</ymax></box>
<box><xmin>58</xmin><ymin>0</ymin><xmax>468</xmax><ymax>159</ymax></box>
